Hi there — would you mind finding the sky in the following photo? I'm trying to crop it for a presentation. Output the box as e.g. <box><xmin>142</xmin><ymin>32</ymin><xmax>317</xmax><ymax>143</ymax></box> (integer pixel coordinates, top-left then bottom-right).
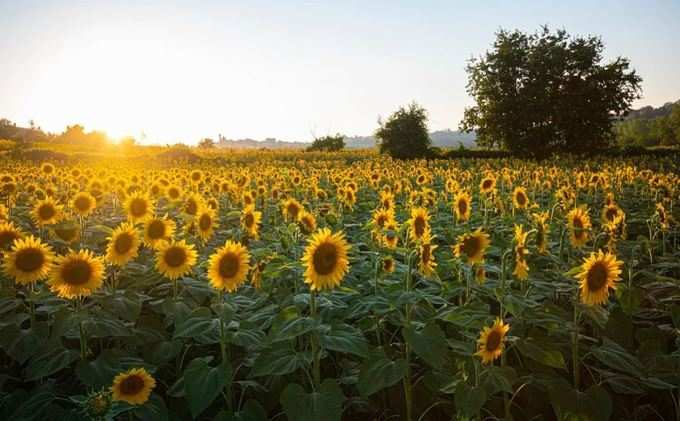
<box><xmin>1</xmin><ymin>0</ymin><xmax>679</xmax><ymax>145</ymax></box>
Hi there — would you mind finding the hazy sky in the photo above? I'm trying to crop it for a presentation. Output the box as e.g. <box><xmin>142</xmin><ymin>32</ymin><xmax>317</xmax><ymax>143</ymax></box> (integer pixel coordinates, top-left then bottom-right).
<box><xmin>1</xmin><ymin>0</ymin><xmax>679</xmax><ymax>144</ymax></box>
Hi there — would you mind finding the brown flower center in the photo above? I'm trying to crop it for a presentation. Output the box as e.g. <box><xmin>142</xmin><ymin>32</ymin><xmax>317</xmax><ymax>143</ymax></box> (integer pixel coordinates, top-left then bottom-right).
<box><xmin>120</xmin><ymin>374</ymin><xmax>145</xmax><ymax>395</ymax></box>
<box><xmin>218</xmin><ymin>253</ymin><xmax>239</xmax><ymax>279</ymax></box>
<box><xmin>164</xmin><ymin>246</ymin><xmax>187</xmax><ymax>268</ymax></box>
<box><xmin>312</xmin><ymin>243</ymin><xmax>338</xmax><ymax>276</ymax></box>
<box><xmin>147</xmin><ymin>220</ymin><xmax>166</xmax><ymax>239</ymax></box>
<box><xmin>462</xmin><ymin>236</ymin><xmax>481</xmax><ymax>258</ymax></box>
<box><xmin>38</xmin><ymin>204</ymin><xmax>56</xmax><ymax>221</ymax></box>
<box><xmin>457</xmin><ymin>199</ymin><xmax>468</xmax><ymax>215</ymax></box>
<box><xmin>15</xmin><ymin>248</ymin><xmax>45</xmax><ymax>272</ymax></box>
<box><xmin>129</xmin><ymin>198</ymin><xmax>147</xmax><ymax>217</ymax></box>
<box><xmin>413</xmin><ymin>216</ymin><xmax>426</xmax><ymax>238</ymax></box>
<box><xmin>74</xmin><ymin>196</ymin><xmax>92</xmax><ymax>212</ymax></box>
<box><xmin>114</xmin><ymin>233</ymin><xmax>134</xmax><ymax>254</ymax></box>
<box><xmin>586</xmin><ymin>261</ymin><xmax>609</xmax><ymax>292</ymax></box>
<box><xmin>0</xmin><ymin>231</ymin><xmax>20</xmax><ymax>250</ymax></box>
<box><xmin>61</xmin><ymin>259</ymin><xmax>92</xmax><ymax>285</ymax></box>
<box><xmin>199</xmin><ymin>214</ymin><xmax>211</xmax><ymax>231</ymax></box>
<box><xmin>485</xmin><ymin>330</ymin><xmax>502</xmax><ymax>352</ymax></box>
<box><xmin>244</xmin><ymin>213</ymin><xmax>254</xmax><ymax>228</ymax></box>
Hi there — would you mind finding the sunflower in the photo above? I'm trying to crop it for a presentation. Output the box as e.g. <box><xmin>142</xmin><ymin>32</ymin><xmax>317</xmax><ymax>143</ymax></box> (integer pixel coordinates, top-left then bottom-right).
<box><xmin>71</xmin><ymin>191</ymin><xmax>97</xmax><ymax>217</ymax></box>
<box><xmin>656</xmin><ymin>203</ymin><xmax>670</xmax><ymax>231</ymax></box>
<box><xmin>143</xmin><ymin>216</ymin><xmax>176</xmax><ymax>249</ymax></box>
<box><xmin>302</xmin><ymin>228</ymin><xmax>350</xmax><ymax>291</ymax></box>
<box><xmin>32</xmin><ymin>197</ymin><xmax>63</xmax><ymax>227</ymax></box>
<box><xmin>479</xmin><ymin>176</ymin><xmax>496</xmax><ymax>195</ymax></box>
<box><xmin>0</xmin><ymin>221</ymin><xmax>23</xmax><ymax>251</ymax></box>
<box><xmin>407</xmin><ymin>207</ymin><xmax>430</xmax><ymax>241</ymax></box>
<box><xmin>207</xmin><ymin>240</ymin><xmax>251</xmax><ymax>292</ymax></box>
<box><xmin>183</xmin><ymin>193</ymin><xmax>204</xmax><ymax>218</ymax></box>
<box><xmin>298</xmin><ymin>210</ymin><xmax>317</xmax><ymax>234</ymax></box>
<box><xmin>110</xmin><ymin>368</ymin><xmax>156</xmax><ymax>405</ymax></box>
<box><xmin>532</xmin><ymin>212</ymin><xmax>550</xmax><ymax>254</ymax></box>
<box><xmin>474</xmin><ymin>264</ymin><xmax>486</xmax><ymax>284</ymax></box>
<box><xmin>567</xmin><ymin>207</ymin><xmax>591</xmax><ymax>248</ymax></box>
<box><xmin>476</xmin><ymin>318</ymin><xmax>510</xmax><ymax>364</ymax></box>
<box><xmin>51</xmin><ymin>220</ymin><xmax>81</xmax><ymax>244</ymax></box>
<box><xmin>282</xmin><ymin>198</ymin><xmax>302</xmax><ymax>222</ymax></box>
<box><xmin>453</xmin><ymin>190</ymin><xmax>472</xmax><ymax>222</ymax></box>
<box><xmin>575</xmin><ymin>250</ymin><xmax>623</xmax><ymax>306</ymax></box>
<box><xmin>3</xmin><ymin>236</ymin><xmax>54</xmax><ymax>285</ymax></box>
<box><xmin>124</xmin><ymin>193</ymin><xmax>154</xmax><ymax>224</ymax></box>
<box><xmin>155</xmin><ymin>240</ymin><xmax>197</xmax><ymax>280</ymax></box>
<box><xmin>48</xmin><ymin>250</ymin><xmax>105</xmax><ymax>299</ymax></box>
<box><xmin>106</xmin><ymin>223</ymin><xmax>140</xmax><ymax>266</ymax></box>
<box><xmin>382</xmin><ymin>256</ymin><xmax>395</xmax><ymax>273</ymax></box>
<box><xmin>166</xmin><ymin>185</ymin><xmax>182</xmax><ymax>202</ymax></box>
<box><xmin>195</xmin><ymin>206</ymin><xmax>217</xmax><ymax>242</ymax></box>
<box><xmin>372</xmin><ymin>208</ymin><xmax>395</xmax><ymax>233</ymax></box>
<box><xmin>418</xmin><ymin>231</ymin><xmax>437</xmax><ymax>277</ymax></box>
<box><xmin>511</xmin><ymin>186</ymin><xmax>529</xmax><ymax>210</ymax></box>
<box><xmin>453</xmin><ymin>228</ymin><xmax>491</xmax><ymax>265</ymax></box>
<box><xmin>513</xmin><ymin>225</ymin><xmax>530</xmax><ymax>281</ymax></box>
<box><xmin>382</xmin><ymin>222</ymin><xmax>399</xmax><ymax>249</ymax></box>
<box><xmin>241</xmin><ymin>205</ymin><xmax>262</xmax><ymax>239</ymax></box>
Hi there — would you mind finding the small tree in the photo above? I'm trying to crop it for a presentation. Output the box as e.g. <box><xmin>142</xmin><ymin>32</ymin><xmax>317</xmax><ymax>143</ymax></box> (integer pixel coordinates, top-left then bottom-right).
<box><xmin>306</xmin><ymin>134</ymin><xmax>345</xmax><ymax>152</ymax></box>
<box><xmin>375</xmin><ymin>102</ymin><xmax>430</xmax><ymax>159</ymax></box>
<box><xmin>198</xmin><ymin>138</ymin><xmax>215</xmax><ymax>148</ymax></box>
<box><xmin>461</xmin><ymin>26</ymin><xmax>642</xmax><ymax>156</ymax></box>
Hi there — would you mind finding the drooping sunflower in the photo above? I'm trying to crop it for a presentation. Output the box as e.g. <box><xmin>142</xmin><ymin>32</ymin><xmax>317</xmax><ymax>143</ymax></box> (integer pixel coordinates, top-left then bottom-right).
<box><xmin>48</xmin><ymin>250</ymin><xmax>105</xmax><ymax>299</ymax></box>
<box><xmin>453</xmin><ymin>190</ymin><xmax>472</xmax><ymax>222</ymax></box>
<box><xmin>71</xmin><ymin>191</ymin><xmax>97</xmax><ymax>217</ymax></box>
<box><xmin>453</xmin><ymin>228</ymin><xmax>491</xmax><ymax>265</ymax></box>
<box><xmin>382</xmin><ymin>256</ymin><xmax>395</xmax><ymax>273</ymax></box>
<box><xmin>155</xmin><ymin>240</ymin><xmax>197</xmax><ymax>280</ymax></box>
<box><xmin>207</xmin><ymin>240</ymin><xmax>251</xmax><ymax>292</ymax></box>
<box><xmin>532</xmin><ymin>212</ymin><xmax>550</xmax><ymax>254</ymax></box>
<box><xmin>143</xmin><ymin>216</ymin><xmax>176</xmax><ymax>249</ymax></box>
<box><xmin>241</xmin><ymin>205</ymin><xmax>262</xmax><ymax>239</ymax></box>
<box><xmin>0</xmin><ymin>221</ymin><xmax>23</xmax><ymax>251</ymax></box>
<box><xmin>418</xmin><ymin>231</ymin><xmax>437</xmax><ymax>277</ymax></box>
<box><xmin>476</xmin><ymin>318</ymin><xmax>510</xmax><ymax>364</ymax></box>
<box><xmin>575</xmin><ymin>250</ymin><xmax>623</xmax><ymax>306</ymax></box>
<box><xmin>183</xmin><ymin>193</ymin><xmax>204</xmax><ymax>218</ymax></box>
<box><xmin>382</xmin><ymin>221</ymin><xmax>399</xmax><ymax>249</ymax></box>
<box><xmin>407</xmin><ymin>207</ymin><xmax>430</xmax><ymax>241</ymax></box>
<box><xmin>3</xmin><ymin>236</ymin><xmax>54</xmax><ymax>285</ymax></box>
<box><xmin>124</xmin><ymin>193</ymin><xmax>154</xmax><ymax>224</ymax></box>
<box><xmin>51</xmin><ymin>220</ymin><xmax>81</xmax><ymax>245</ymax></box>
<box><xmin>302</xmin><ymin>228</ymin><xmax>350</xmax><ymax>291</ymax></box>
<box><xmin>282</xmin><ymin>198</ymin><xmax>302</xmax><ymax>222</ymax></box>
<box><xmin>195</xmin><ymin>206</ymin><xmax>217</xmax><ymax>242</ymax></box>
<box><xmin>31</xmin><ymin>197</ymin><xmax>63</xmax><ymax>227</ymax></box>
<box><xmin>110</xmin><ymin>368</ymin><xmax>156</xmax><ymax>405</ymax></box>
<box><xmin>513</xmin><ymin>224</ymin><xmax>530</xmax><ymax>281</ymax></box>
<box><xmin>298</xmin><ymin>210</ymin><xmax>317</xmax><ymax>235</ymax></box>
<box><xmin>106</xmin><ymin>223</ymin><xmax>140</xmax><ymax>266</ymax></box>
<box><xmin>511</xmin><ymin>186</ymin><xmax>530</xmax><ymax>210</ymax></box>
<box><xmin>567</xmin><ymin>207</ymin><xmax>591</xmax><ymax>248</ymax></box>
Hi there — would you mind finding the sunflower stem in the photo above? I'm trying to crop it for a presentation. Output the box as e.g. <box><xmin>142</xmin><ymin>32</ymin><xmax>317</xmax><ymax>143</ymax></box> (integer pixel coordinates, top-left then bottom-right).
<box><xmin>310</xmin><ymin>289</ymin><xmax>320</xmax><ymax>390</ymax></box>
<box><xmin>403</xmin><ymin>250</ymin><xmax>414</xmax><ymax>421</ymax></box>
<box><xmin>572</xmin><ymin>302</ymin><xmax>580</xmax><ymax>391</ymax></box>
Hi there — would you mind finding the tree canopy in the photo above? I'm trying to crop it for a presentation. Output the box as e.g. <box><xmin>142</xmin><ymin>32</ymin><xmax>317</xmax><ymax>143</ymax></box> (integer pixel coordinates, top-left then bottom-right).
<box><xmin>306</xmin><ymin>134</ymin><xmax>345</xmax><ymax>152</ymax></box>
<box><xmin>375</xmin><ymin>102</ymin><xmax>430</xmax><ymax>159</ymax></box>
<box><xmin>460</xmin><ymin>26</ymin><xmax>642</xmax><ymax>156</ymax></box>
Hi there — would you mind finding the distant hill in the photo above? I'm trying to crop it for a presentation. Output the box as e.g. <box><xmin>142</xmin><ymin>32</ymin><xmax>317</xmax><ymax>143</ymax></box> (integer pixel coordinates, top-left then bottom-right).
<box><xmin>625</xmin><ymin>101</ymin><xmax>679</xmax><ymax>120</ymax></box>
<box><xmin>341</xmin><ymin>129</ymin><xmax>477</xmax><ymax>149</ymax></box>
<box><xmin>216</xmin><ymin>137</ymin><xmax>306</xmax><ymax>149</ymax></box>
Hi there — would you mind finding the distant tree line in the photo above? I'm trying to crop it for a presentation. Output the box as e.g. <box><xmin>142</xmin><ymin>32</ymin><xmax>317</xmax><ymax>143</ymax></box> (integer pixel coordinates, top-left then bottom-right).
<box><xmin>614</xmin><ymin>103</ymin><xmax>680</xmax><ymax>147</ymax></box>
<box><xmin>307</xmin><ymin>134</ymin><xmax>345</xmax><ymax>152</ymax></box>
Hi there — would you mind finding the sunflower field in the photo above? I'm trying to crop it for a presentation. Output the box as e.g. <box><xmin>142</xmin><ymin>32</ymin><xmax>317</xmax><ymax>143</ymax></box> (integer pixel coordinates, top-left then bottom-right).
<box><xmin>0</xmin><ymin>153</ymin><xmax>679</xmax><ymax>421</ymax></box>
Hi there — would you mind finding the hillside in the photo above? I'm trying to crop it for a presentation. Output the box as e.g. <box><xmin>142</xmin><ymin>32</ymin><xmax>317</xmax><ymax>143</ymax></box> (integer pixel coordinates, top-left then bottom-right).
<box><xmin>625</xmin><ymin>100</ymin><xmax>679</xmax><ymax>120</ymax></box>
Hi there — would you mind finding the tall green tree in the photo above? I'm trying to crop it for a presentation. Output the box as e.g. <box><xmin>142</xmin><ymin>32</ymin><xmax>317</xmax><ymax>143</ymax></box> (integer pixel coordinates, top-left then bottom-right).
<box><xmin>460</xmin><ymin>26</ymin><xmax>642</xmax><ymax>156</ymax></box>
<box><xmin>306</xmin><ymin>134</ymin><xmax>345</xmax><ymax>152</ymax></box>
<box><xmin>375</xmin><ymin>102</ymin><xmax>430</xmax><ymax>159</ymax></box>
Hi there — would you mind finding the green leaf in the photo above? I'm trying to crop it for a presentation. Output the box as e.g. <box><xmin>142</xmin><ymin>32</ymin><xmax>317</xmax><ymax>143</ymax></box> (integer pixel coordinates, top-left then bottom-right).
<box><xmin>25</xmin><ymin>348</ymin><xmax>79</xmax><ymax>381</ymax></box>
<box><xmin>101</xmin><ymin>291</ymin><xmax>143</xmax><ymax>322</ymax></box>
<box><xmin>184</xmin><ymin>357</ymin><xmax>230</xmax><ymax>419</ymax></box>
<box><xmin>320</xmin><ymin>324</ymin><xmax>369</xmax><ymax>357</ymax></box>
<box><xmin>250</xmin><ymin>345</ymin><xmax>309</xmax><ymax>377</ymax></box>
<box><xmin>591</xmin><ymin>338</ymin><xmax>644</xmax><ymax>378</ymax></box>
<box><xmin>213</xmin><ymin>400</ymin><xmax>268</xmax><ymax>421</ymax></box>
<box><xmin>75</xmin><ymin>350</ymin><xmax>122</xmax><ymax>388</ymax></box>
<box><xmin>173</xmin><ymin>315</ymin><xmax>221</xmax><ymax>344</ymax></box>
<box><xmin>280</xmin><ymin>379</ymin><xmax>344</xmax><ymax>421</ymax></box>
<box><xmin>9</xmin><ymin>383</ymin><xmax>56</xmax><ymax>420</ymax></box>
<box><xmin>516</xmin><ymin>338</ymin><xmax>566</xmax><ymax>369</ymax></box>
<box><xmin>357</xmin><ymin>351</ymin><xmax>407</xmax><ymax>397</ymax></box>
<box><xmin>402</xmin><ymin>323</ymin><xmax>449</xmax><ymax>367</ymax></box>
<box><xmin>271</xmin><ymin>316</ymin><xmax>318</xmax><ymax>343</ymax></box>
<box><xmin>454</xmin><ymin>382</ymin><xmax>487</xmax><ymax>417</ymax></box>
<box><xmin>616</xmin><ymin>285</ymin><xmax>642</xmax><ymax>315</ymax></box>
